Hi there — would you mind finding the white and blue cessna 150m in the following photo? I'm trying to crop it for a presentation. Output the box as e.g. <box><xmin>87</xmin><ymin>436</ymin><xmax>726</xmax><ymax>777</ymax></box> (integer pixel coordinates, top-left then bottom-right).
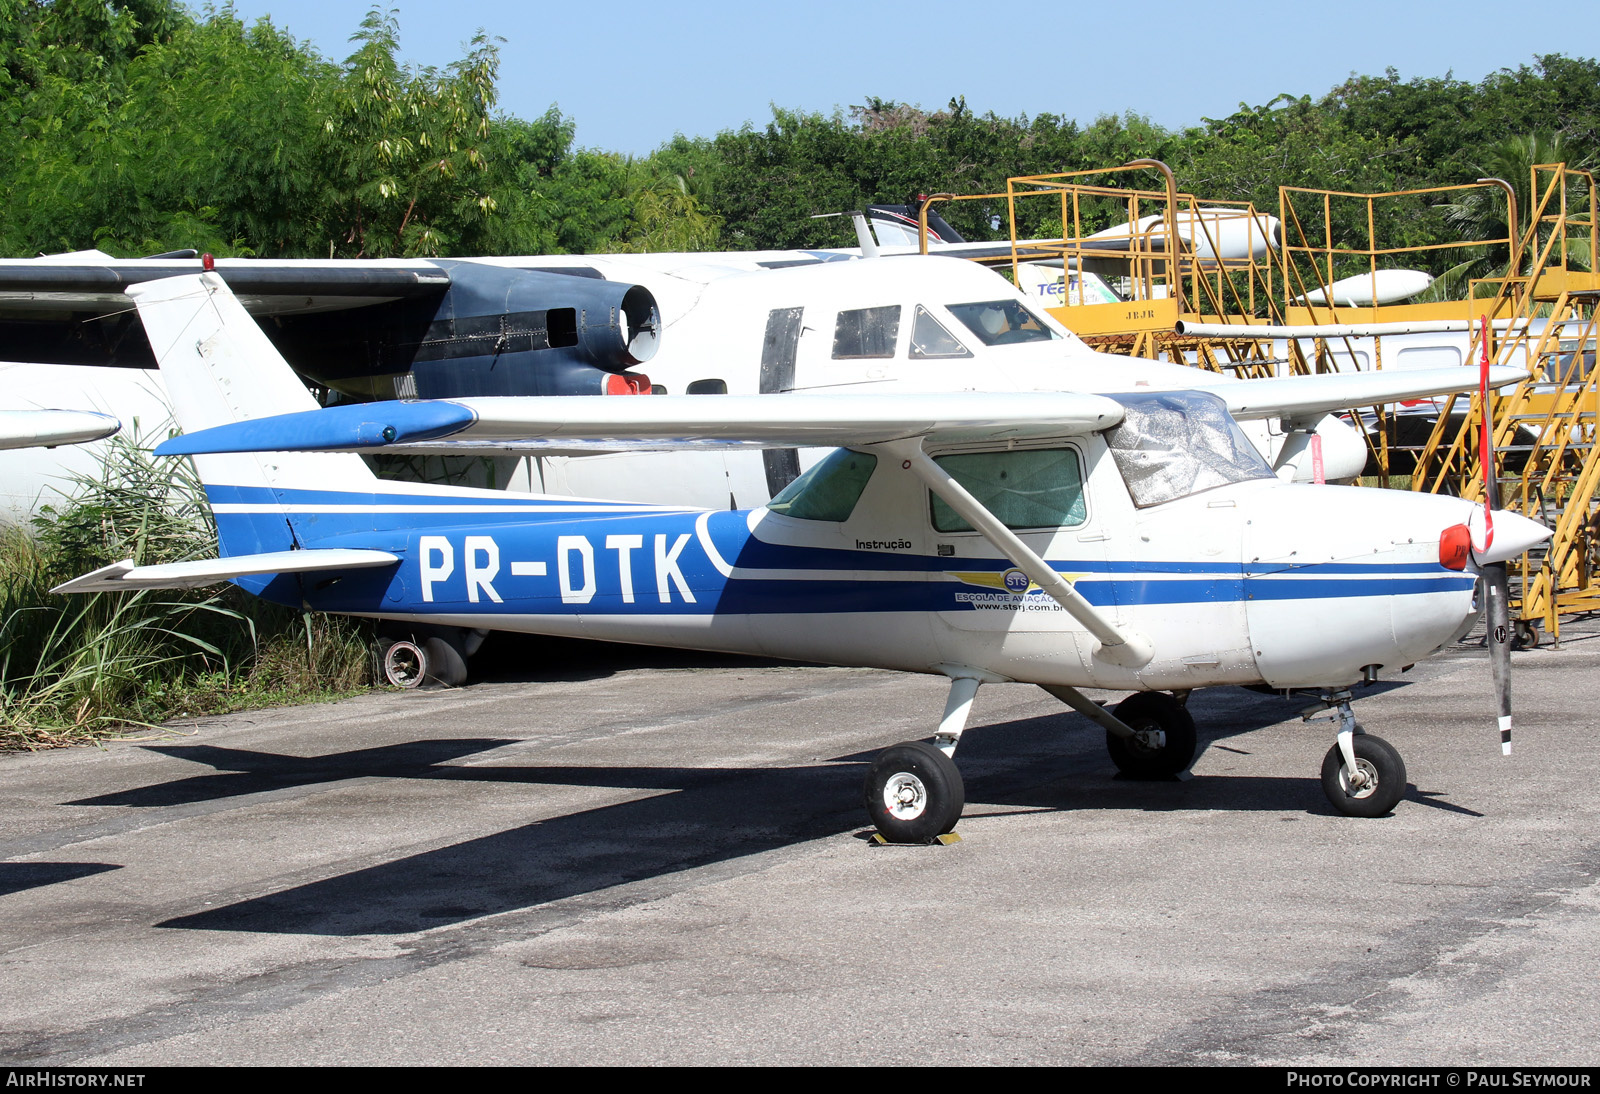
<box><xmin>58</xmin><ymin>273</ymin><xmax>1549</xmax><ymax>842</ymax></box>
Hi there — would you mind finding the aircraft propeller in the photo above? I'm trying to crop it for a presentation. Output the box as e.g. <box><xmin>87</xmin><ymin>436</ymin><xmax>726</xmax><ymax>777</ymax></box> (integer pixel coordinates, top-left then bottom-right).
<box><xmin>1474</xmin><ymin>314</ymin><xmax>1521</xmax><ymax>757</ymax></box>
<box><xmin>1485</xmin><ymin>560</ymin><xmax>1513</xmax><ymax>755</ymax></box>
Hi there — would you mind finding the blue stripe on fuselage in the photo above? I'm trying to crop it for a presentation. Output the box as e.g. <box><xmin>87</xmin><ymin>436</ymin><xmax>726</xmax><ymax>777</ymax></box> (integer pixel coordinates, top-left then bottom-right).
<box><xmin>262</xmin><ymin>502</ymin><xmax>1475</xmax><ymax>619</ymax></box>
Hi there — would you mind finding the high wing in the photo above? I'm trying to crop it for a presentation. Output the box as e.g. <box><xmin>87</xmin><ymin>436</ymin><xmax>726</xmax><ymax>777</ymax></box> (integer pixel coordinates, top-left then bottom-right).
<box><xmin>51</xmin><ymin>548</ymin><xmax>400</xmax><ymax>594</ymax></box>
<box><xmin>152</xmin><ymin>362</ymin><xmax>1522</xmax><ymax>459</ymax></box>
<box><xmin>151</xmin><ymin>368</ymin><xmax>1519</xmax><ymax>462</ymax></box>
<box><xmin>154</xmin><ymin>391</ymin><xmax>1131</xmax><ymax>456</ymax></box>
<box><xmin>0</xmin><ymin>409</ymin><xmax>120</xmax><ymax>450</ymax></box>
<box><xmin>1191</xmin><ymin>366</ymin><xmax>1527</xmax><ymax>423</ymax></box>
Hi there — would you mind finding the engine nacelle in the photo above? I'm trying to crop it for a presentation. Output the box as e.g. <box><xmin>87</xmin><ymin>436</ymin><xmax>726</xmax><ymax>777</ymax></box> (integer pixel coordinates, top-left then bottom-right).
<box><xmin>262</xmin><ymin>260</ymin><xmax>661</xmax><ymax>400</ymax></box>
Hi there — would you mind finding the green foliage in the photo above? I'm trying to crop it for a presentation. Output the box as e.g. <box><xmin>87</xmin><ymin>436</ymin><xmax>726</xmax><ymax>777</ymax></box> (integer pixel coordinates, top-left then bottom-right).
<box><xmin>603</xmin><ymin>167</ymin><xmax>722</xmax><ymax>253</ymax></box>
<box><xmin>477</xmin><ymin>110</ymin><xmax>635</xmax><ymax>254</ymax></box>
<box><xmin>316</xmin><ymin>8</ymin><xmax>502</xmax><ymax>257</ymax></box>
<box><xmin>0</xmin><ymin>434</ymin><xmax>372</xmax><ymax>747</ymax></box>
<box><xmin>2</xmin><ymin>2</ymin><xmax>1599</xmax><ymax>273</ymax></box>
<box><xmin>1</xmin><ymin>1</ymin><xmax>555</xmax><ymax>258</ymax></box>
<box><xmin>1437</xmin><ymin>132</ymin><xmax>1594</xmax><ymax>274</ymax></box>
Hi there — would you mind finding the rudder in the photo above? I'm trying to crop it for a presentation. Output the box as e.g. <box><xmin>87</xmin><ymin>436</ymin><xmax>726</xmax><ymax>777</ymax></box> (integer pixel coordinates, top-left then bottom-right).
<box><xmin>128</xmin><ymin>273</ymin><xmax>378</xmax><ymax>555</ymax></box>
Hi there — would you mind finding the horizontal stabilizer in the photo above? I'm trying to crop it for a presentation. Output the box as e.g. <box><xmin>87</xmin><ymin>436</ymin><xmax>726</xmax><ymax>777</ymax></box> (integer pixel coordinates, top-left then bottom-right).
<box><xmin>52</xmin><ymin>548</ymin><xmax>400</xmax><ymax>594</ymax></box>
<box><xmin>1192</xmin><ymin>366</ymin><xmax>1526</xmax><ymax>422</ymax></box>
<box><xmin>154</xmin><ymin>391</ymin><xmax>1129</xmax><ymax>455</ymax></box>
<box><xmin>0</xmin><ymin>409</ymin><xmax>120</xmax><ymax>451</ymax></box>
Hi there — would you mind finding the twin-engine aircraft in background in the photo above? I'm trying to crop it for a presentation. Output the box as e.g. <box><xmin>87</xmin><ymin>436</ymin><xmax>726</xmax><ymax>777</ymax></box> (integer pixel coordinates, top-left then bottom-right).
<box><xmin>56</xmin><ymin>273</ymin><xmax>1548</xmax><ymax>841</ymax></box>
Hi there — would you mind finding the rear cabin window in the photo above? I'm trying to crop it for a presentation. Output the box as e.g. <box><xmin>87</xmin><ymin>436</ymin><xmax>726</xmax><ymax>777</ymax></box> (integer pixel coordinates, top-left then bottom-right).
<box><xmin>832</xmin><ymin>306</ymin><xmax>901</xmax><ymax>359</ymax></box>
<box><xmin>766</xmin><ymin>449</ymin><xmax>879</xmax><ymax>521</ymax></box>
<box><xmin>946</xmin><ymin>300</ymin><xmax>1058</xmax><ymax>346</ymax></box>
<box><xmin>930</xmin><ymin>448</ymin><xmax>1086</xmax><ymax>532</ymax></box>
<box><xmin>908</xmin><ymin>305</ymin><xmax>973</xmax><ymax>360</ymax></box>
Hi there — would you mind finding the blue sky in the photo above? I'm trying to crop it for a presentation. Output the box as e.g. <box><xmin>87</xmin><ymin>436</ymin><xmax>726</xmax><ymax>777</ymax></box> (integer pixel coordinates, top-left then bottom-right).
<box><xmin>214</xmin><ymin>1</ymin><xmax>1600</xmax><ymax>157</ymax></box>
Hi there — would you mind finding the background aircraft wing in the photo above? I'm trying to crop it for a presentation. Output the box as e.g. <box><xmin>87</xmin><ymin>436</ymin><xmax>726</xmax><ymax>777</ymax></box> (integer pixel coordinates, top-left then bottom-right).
<box><xmin>154</xmin><ymin>391</ymin><xmax>1129</xmax><ymax>456</ymax></box>
<box><xmin>1190</xmin><ymin>366</ymin><xmax>1526</xmax><ymax>422</ymax></box>
<box><xmin>0</xmin><ymin>409</ymin><xmax>120</xmax><ymax>450</ymax></box>
<box><xmin>0</xmin><ymin>255</ymin><xmax>451</xmax><ymax>317</ymax></box>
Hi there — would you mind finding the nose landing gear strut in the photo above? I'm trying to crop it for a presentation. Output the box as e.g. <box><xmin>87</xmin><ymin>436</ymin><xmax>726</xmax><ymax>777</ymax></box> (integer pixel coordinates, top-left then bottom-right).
<box><xmin>1305</xmin><ymin>690</ymin><xmax>1407</xmax><ymax>817</ymax></box>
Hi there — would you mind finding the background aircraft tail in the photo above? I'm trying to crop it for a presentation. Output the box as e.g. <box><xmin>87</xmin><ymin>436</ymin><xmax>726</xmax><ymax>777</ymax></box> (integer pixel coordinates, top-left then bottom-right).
<box><xmin>127</xmin><ymin>273</ymin><xmax>378</xmax><ymax>556</ymax></box>
<box><xmin>866</xmin><ymin>204</ymin><xmax>966</xmax><ymax>248</ymax></box>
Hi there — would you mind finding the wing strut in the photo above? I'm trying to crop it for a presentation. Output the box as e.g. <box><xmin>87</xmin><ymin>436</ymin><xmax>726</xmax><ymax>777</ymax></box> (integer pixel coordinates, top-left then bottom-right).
<box><xmin>877</xmin><ymin>440</ymin><xmax>1153</xmax><ymax>667</ymax></box>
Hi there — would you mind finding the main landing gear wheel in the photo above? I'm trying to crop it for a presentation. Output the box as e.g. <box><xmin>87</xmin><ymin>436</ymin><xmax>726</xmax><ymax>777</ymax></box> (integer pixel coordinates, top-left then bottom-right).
<box><xmin>863</xmin><ymin>741</ymin><xmax>965</xmax><ymax>844</ymax></box>
<box><xmin>1320</xmin><ymin>732</ymin><xmax>1407</xmax><ymax>818</ymax></box>
<box><xmin>422</xmin><ymin>634</ymin><xmax>469</xmax><ymax>687</ymax></box>
<box><xmin>381</xmin><ymin>639</ymin><xmax>427</xmax><ymax>689</ymax></box>
<box><xmin>376</xmin><ymin>628</ymin><xmax>470</xmax><ymax>688</ymax></box>
<box><xmin>1107</xmin><ymin>692</ymin><xmax>1198</xmax><ymax>778</ymax></box>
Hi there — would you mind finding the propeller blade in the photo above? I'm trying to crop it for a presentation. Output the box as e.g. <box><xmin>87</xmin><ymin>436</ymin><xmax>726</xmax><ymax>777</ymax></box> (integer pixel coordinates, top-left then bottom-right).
<box><xmin>1485</xmin><ymin>561</ymin><xmax>1512</xmax><ymax>755</ymax></box>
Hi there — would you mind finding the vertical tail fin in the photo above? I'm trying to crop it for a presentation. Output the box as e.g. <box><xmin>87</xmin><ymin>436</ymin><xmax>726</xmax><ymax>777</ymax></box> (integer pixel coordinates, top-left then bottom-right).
<box><xmin>128</xmin><ymin>273</ymin><xmax>377</xmax><ymax>555</ymax></box>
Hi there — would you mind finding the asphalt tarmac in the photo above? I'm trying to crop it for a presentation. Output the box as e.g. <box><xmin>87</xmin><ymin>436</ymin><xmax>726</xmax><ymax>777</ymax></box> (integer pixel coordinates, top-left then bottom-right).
<box><xmin>1</xmin><ymin>620</ymin><xmax>1597</xmax><ymax>1066</ymax></box>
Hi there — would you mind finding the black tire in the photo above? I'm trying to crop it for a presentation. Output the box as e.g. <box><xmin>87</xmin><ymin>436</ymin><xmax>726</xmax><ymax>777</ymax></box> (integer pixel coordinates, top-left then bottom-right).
<box><xmin>1107</xmin><ymin>692</ymin><xmax>1198</xmax><ymax>778</ymax></box>
<box><xmin>1320</xmin><ymin>732</ymin><xmax>1407</xmax><ymax>817</ymax></box>
<box><xmin>382</xmin><ymin>639</ymin><xmax>427</xmax><ymax>689</ymax></box>
<box><xmin>1514</xmin><ymin>621</ymin><xmax>1540</xmax><ymax>651</ymax></box>
<box><xmin>863</xmin><ymin>741</ymin><xmax>965</xmax><ymax>844</ymax></box>
<box><xmin>424</xmin><ymin>634</ymin><xmax>469</xmax><ymax>687</ymax></box>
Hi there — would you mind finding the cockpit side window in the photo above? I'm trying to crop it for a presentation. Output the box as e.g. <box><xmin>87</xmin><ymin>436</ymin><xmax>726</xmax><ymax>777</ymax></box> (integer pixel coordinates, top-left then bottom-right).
<box><xmin>832</xmin><ymin>306</ymin><xmax>901</xmax><ymax>359</ymax></box>
<box><xmin>929</xmin><ymin>448</ymin><xmax>1086</xmax><ymax>532</ymax></box>
<box><xmin>908</xmin><ymin>305</ymin><xmax>973</xmax><ymax>359</ymax></box>
<box><xmin>766</xmin><ymin>449</ymin><xmax>879</xmax><ymax>521</ymax></box>
<box><xmin>1105</xmin><ymin>390</ymin><xmax>1274</xmax><ymax>507</ymax></box>
<box><xmin>946</xmin><ymin>300</ymin><xmax>1058</xmax><ymax>346</ymax></box>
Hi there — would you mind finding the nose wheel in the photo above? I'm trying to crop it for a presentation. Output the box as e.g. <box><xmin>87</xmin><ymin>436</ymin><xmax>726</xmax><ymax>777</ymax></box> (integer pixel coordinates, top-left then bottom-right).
<box><xmin>1306</xmin><ymin>692</ymin><xmax>1408</xmax><ymax>817</ymax></box>
<box><xmin>1320</xmin><ymin>731</ymin><xmax>1406</xmax><ymax>817</ymax></box>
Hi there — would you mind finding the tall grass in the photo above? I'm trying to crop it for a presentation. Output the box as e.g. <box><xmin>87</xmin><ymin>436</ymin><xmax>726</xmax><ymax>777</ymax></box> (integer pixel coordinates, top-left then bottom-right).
<box><xmin>1</xmin><ymin>436</ymin><xmax>373</xmax><ymax>747</ymax></box>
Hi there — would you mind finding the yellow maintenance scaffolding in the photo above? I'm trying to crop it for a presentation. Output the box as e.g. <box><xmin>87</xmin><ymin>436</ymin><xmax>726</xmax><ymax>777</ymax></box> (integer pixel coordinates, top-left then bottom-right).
<box><xmin>913</xmin><ymin>161</ymin><xmax>1600</xmax><ymax>643</ymax></box>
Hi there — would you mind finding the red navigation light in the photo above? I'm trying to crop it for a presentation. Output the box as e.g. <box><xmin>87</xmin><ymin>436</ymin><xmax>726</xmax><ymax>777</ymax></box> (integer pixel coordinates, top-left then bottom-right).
<box><xmin>1439</xmin><ymin>524</ymin><xmax>1471</xmax><ymax>570</ymax></box>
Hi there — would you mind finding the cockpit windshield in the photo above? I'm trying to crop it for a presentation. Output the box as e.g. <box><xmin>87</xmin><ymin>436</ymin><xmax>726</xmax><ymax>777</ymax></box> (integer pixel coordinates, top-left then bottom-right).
<box><xmin>1104</xmin><ymin>390</ymin><xmax>1274</xmax><ymax>507</ymax></box>
<box><xmin>946</xmin><ymin>300</ymin><xmax>1058</xmax><ymax>346</ymax></box>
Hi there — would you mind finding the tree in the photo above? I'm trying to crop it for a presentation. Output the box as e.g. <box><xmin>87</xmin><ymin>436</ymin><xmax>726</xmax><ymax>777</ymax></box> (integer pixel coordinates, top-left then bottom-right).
<box><xmin>603</xmin><ymin>167</ymin><xmax>721</xmax><ymax>253</ymax></box>
<box><xmin>314</xmin><ymin>8</ymin><xmax>501</xmax><ymax>257</ymax></box>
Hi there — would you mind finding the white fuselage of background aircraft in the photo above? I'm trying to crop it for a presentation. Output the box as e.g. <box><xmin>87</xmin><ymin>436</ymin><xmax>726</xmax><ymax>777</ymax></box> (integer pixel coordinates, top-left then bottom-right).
<box><xmin>466</xmin><ymin>254</ymin><xmax>1363</xmax><ymax>509</ymax></box>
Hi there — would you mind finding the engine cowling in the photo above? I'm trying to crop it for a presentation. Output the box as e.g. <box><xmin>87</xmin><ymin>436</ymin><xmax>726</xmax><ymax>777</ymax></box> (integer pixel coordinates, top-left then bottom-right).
<box><xmin>265</xmin><ymin>260</ymin><xmax>662</xmax><ymax>399</ymax></box>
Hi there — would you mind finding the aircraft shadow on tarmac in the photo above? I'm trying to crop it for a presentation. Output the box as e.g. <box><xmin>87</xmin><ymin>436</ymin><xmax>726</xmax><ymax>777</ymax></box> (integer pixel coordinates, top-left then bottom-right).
<box><xmin>65</xmin><ymin>739</ymin><xmax>521</xmax><ymax>808</ymax></box>
<box><xmin>131</xmin><ymin>685</ymin><xmax>1479</xmax><ymax>937</ymax></box>
<box><xmin>469</xmin><ymin>632</ymin><xmax>797</xmax><ymax>684</ymax></box>
<box><xmin>0</xmin><ymin>862</ymin><xmax>121</xmax><ymax>897</ymax></box>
